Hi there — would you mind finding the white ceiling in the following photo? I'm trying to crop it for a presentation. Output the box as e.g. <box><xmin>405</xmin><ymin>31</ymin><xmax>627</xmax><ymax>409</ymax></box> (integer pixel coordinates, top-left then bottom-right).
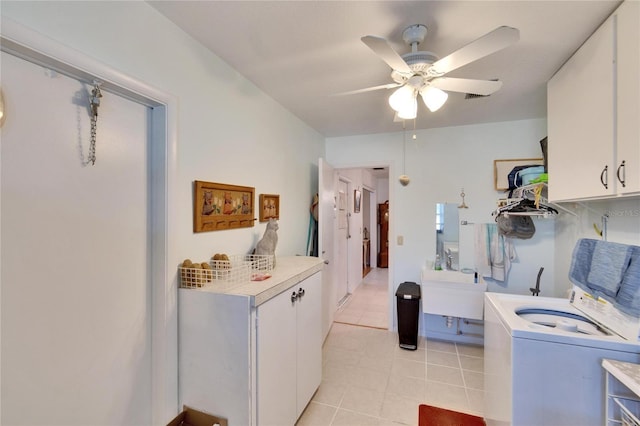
<box><xmin>148</xmin><ymin>1</ymin><xmax>620</xmax><ymax>138</ymax></box>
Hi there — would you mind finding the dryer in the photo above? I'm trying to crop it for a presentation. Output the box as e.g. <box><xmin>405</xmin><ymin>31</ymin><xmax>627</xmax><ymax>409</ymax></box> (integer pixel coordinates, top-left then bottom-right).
<box><xmin>484</xmin><ymin>289</ymin><xmax>640</xmax><ymax>426</ymax></box>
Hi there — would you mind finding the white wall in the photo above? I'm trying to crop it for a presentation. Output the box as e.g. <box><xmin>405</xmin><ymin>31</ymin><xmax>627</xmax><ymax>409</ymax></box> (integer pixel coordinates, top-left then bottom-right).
<box><xmin>1</xmin><ymin>1</ymin><xmax>324</xmax><ymax>421</ymax></box>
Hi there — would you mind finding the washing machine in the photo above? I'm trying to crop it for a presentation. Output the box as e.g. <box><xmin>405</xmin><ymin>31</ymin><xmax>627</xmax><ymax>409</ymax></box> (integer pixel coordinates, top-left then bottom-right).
<box><xmin>484</xmin><ymin>287</ymin><xmax>640</xmax><ymax>426</ymax></box>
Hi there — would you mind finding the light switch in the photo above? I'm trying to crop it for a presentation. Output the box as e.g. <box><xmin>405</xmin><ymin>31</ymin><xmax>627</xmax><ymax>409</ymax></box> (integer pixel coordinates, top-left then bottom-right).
<box><xmin>397</xmin><ymin>235</ymin><xmax>404</xmax><ymax>245</ymax></box>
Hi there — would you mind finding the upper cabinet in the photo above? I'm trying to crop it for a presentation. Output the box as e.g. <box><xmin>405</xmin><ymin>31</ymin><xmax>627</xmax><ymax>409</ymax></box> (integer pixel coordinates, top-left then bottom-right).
<box><xmin>547</xmin><ymin>0</ymin><xmax>639</xmax><ymax>202</ymax></box>
<box><xmin>616</xmin><ymin>0</ymin><xmax>640</xmax><ymax>195</ymax></box>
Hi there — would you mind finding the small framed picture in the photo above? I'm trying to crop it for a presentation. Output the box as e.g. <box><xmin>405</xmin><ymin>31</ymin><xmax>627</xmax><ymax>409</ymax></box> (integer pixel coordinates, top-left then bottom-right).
<box><xmin>259</xmin><ymin>194</ymin><xmax>280</xmax><ymax>222</ymax></box>
<box><xmin>354</xmin><ymin>189</ymin><xmax>361</xmax><ymax>213</ymax></box>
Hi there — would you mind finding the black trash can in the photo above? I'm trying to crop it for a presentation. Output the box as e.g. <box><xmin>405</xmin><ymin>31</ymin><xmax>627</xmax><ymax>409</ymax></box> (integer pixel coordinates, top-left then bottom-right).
<box><xmin>396</xmin><ymin>281</ymin><xmax>421</xmax><ymax>350</ymax></box>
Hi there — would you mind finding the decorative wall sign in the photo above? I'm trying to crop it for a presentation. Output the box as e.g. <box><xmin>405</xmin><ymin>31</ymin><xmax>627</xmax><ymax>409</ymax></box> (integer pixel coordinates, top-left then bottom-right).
<box><xmin>354</xmin><ymin>189</ymin><xmax>362</xmax><ymax>213</ymax></box>
<box><xmin>494</xmin><ymin>158</ymin><xmax>544</xmax><ymax>190</ymax></box>
<box><xmin>259</xmin><ymin>194</ymin><xmax>280</xmax><ymax>222</ymax></box>
<box><xmin>194</xmin><ymin>180</ymin><xmax>255</xmax><ymax>232</ymax></box>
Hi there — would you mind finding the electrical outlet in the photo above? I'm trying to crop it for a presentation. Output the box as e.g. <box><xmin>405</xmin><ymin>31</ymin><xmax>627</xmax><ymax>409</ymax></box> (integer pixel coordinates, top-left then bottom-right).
<box><xmin>397</xmin><ymin>235</ymin><xmax>404</xmax><ymax>245</ymax></box>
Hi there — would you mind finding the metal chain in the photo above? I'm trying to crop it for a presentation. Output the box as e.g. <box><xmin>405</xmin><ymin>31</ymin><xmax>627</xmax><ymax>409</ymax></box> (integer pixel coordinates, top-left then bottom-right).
<box><xmin>89</xmin><ymin>113</ymin><xmax>97</xmax><ymax>165</ymax></box>
<box><xmin>87</xmin><ymin>81</ymin><xmax>102</xmax><ymax>166</ymax></box>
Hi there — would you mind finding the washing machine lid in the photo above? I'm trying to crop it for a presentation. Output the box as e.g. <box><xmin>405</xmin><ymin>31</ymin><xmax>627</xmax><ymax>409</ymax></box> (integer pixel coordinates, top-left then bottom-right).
<box><xmin>570</xmin><ymin>285</ymin><xmax>640</xmax><ymax>341</ymax></box>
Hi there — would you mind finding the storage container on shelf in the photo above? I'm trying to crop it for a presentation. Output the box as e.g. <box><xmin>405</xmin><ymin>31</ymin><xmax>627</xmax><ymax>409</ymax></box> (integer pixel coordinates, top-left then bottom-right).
<box><xmin>179</xmin><ymin>254</ymin><xmax>274</xmax><ymax>290</ymax></box>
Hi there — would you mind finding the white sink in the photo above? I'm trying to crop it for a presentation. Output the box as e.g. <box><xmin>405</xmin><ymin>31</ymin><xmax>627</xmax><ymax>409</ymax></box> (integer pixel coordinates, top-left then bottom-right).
<box><xmin>421</xmin><ymin>269</ymin><xmax>476</xmax><ymax>283</ymax></box>
<box><xmin>420</xmin><ymin>267</ymin><xmax>487</xmax><ymax>320</ymax></box>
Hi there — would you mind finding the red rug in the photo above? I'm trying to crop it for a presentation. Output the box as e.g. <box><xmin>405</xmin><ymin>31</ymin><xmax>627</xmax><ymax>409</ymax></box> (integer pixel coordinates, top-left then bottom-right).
<box><xmin>418</xmin><ymin>404</ymin><xmax>485</xmax><ymax>426</ymax></box>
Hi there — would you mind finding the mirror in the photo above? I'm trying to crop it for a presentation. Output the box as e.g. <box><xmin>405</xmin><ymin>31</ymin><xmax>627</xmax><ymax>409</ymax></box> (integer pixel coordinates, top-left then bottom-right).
<box><xmin>435</xmin><ymin>203</ymin><xmax>459</xmax><ymax>270</ymax></box>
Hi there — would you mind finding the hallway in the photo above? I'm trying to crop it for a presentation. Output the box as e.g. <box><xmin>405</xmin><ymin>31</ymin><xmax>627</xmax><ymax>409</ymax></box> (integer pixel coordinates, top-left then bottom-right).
<box><xmin>334</xmin><ymin>268</ymin><xmax>389</xmax><ymax>329</ymax></box>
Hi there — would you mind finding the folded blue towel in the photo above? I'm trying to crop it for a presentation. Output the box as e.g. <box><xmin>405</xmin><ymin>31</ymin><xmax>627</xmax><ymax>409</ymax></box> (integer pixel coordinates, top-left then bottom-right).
<box><xmin>587</xmin><ymin>240</ymin><xmax>632</xmax><ymax>297</ymax></box>
<box><xmin>616</xmin><ymin>246</ymin><xmax>640</xmax><ymax>317</ymax></box>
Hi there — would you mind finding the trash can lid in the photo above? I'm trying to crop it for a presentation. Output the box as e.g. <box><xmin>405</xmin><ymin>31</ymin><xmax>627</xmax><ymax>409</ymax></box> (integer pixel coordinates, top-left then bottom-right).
<box><xmin>396</xmin><ymin>281</ymin><xmax>421</xmax><ymax>299</ymax></box>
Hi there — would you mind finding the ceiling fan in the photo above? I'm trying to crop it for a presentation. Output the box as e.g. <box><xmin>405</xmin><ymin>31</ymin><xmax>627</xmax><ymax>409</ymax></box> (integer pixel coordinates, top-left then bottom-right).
<box><xmin>340</xmin><ymin>24</ymin><xmax>519</xmax><ymax>120</ymax></box>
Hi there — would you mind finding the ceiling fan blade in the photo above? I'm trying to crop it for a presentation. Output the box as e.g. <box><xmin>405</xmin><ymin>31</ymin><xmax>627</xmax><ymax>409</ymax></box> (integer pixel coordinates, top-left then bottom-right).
<box><xmin>430</xmin><ymin>77</ymin><xmax>503</xmax><ymax>95</ymax></box>
<box><xmin>426</xmin><ymin>26</ymin><xmax>519</xmax><ymax>77</ymax></box>
<box><xmin>332</xmin><ymin>83</ymin><xmax>402</xmax><ymax>97</ymax></box>
<box><xmin>361</xmin><ymin>35</ymin><xmax>413</xmax><ymax>74</ymax></box>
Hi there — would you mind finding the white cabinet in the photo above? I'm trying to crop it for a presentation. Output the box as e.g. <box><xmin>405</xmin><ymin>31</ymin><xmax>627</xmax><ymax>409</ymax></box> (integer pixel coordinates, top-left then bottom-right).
<box><xmin>547</xmin><ymin>0</ymin><xmax>640</xmax><ymax>201</ymax></box>
<box><xmin>178</xmin><ymin>257</ymin><xmax>323</xmax><ymax>426</ymax></box>
<box><xmin>616</xmin><ymin>0</ymin><xmax>640</xmax><ymax>195</ymax></box>
<box><xmin>257</xmin><ymin>272</ymin><xmax>322</xmax><ymax>425</ymax></box>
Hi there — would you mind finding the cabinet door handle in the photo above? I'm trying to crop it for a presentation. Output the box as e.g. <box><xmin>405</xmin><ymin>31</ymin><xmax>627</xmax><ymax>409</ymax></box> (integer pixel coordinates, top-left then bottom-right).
<box><xmin>291</xmin><ymin>291</ymin><xmax>298</xmax><ymax>303</ymax></box>
<box><xmin>616</xmin><ymin>160</ymin><xmax>626</xmax><ymax>188</ymax></box>
<box><xmin>297</xmin><ymin>288</ymin><xmax>306</xmax><ymax>299</ymax></box>
<box><xmin>600</xmin><ymin>165</ymin><xmax>608</xmax><ymax>189</ymax></box>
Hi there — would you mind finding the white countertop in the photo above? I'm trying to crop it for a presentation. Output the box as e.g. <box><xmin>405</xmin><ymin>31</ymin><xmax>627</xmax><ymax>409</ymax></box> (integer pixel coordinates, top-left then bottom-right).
<box><xmin>183</xmin><ymin>255</ymin><xmax>324</xmax><ymax>306</ymax></box>
<box><xmin>603</xmin><ymin>359</ymin><xmax>640</xmax><ymax>397</ymax></box>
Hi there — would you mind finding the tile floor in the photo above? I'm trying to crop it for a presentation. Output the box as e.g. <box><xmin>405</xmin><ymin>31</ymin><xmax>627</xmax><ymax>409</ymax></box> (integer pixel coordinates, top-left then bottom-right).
<box><xmin>297</xmin><ymin>268</ymin><xmax>485</xmax><ymax>426</ymax></box>
<box><xmin>333</xmin><ymin>267</ymin><xmax>390</xmax><ymax>329</ymax></box>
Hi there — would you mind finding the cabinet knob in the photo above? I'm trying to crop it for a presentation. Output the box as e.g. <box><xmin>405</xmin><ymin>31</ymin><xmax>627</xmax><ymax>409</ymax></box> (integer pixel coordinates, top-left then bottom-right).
<box><xmin>616</xmin><ymin>160</ymin><xmax>626</xmax><ymax>188</ymax></box>
<box><xmin>600</xmin><ymin>165</ymin><xmax>609</xmax><ymax>189</ymax></box>
<box><xmin>291</xmin><ymin>292</ymin><xmax>298</xmax><ymax>303</ymax></box>
<box><xmin>297</xmin><ymin>288</ymin><xmax>306</xmax><ymax>299</ymax></box>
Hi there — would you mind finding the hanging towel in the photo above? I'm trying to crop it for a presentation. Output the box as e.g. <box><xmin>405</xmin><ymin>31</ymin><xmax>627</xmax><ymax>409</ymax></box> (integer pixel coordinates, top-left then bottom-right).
<box><xmin>489</xmin><ymin>224</ymin><xmax>517</xmax><ymax>282</ymax></box>
<box><xmin>474</xmin><ymin>224</ymin><xmax>491</xmax><ymax>278</ymax></box>
<box><xmin>475</xmin><ymin>223</ymin><xmax>516</xmax><ymax>282</ymax></box>
<box><xmin>615</xmin><ymin>246</ymin><xmax>640</xmax><ymax>317</ymax></box>
<box><xmin>570</xmin><ymin>238</ymin><xmax>632</xmax><ymax>298</ymax></box>
<box><xmin>587</xmin><ymin>240</ymin><xmax>632</xmax><ymax>297</ymax></box>
<box><xmin>569</xmin><ymin>239</ymin><xmax>597</xmax><ymax>286</ymax></box>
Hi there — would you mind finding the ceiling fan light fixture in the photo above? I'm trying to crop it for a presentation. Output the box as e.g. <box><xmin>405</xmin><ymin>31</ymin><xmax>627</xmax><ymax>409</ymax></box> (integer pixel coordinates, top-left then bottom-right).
<box><xmin>388</xmin><ymin>85</ymin><xmax>415</xmax><ymax>112</ymax></box>
<box><xmin>396</xmin><ymin>97</ymin><xmax>417</xmax><ymax>119</ymax></box>
<box><xmin>420</xmin><ymin>86</ymin><xmax>448</xmax><ymax>112</ymax></box>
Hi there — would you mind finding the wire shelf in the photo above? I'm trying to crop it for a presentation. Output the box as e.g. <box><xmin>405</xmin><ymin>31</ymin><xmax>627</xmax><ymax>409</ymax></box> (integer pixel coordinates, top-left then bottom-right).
<box><xmin>179</xmin><ymin>254</ymin><xmax>274</xmax><ymax>289</ymax></box>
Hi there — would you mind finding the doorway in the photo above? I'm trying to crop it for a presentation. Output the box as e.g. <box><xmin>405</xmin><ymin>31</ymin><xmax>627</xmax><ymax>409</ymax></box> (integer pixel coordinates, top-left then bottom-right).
<box><xmin>332</xmin><ymin>167</ymin><xmax>390</xmax><ymax>329</ymax></box>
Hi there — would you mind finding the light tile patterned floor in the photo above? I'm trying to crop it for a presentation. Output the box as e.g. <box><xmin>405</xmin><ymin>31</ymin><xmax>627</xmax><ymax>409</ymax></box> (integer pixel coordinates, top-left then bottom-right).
<box><xmin>334</xmin><ymin>268</ymin><xmax>390</xmax><ymax>329</ymax></box>
<box><xmin>298</xmin><ymin>268</ymin><xmax>485</xmax><ymax>426</ymax></box>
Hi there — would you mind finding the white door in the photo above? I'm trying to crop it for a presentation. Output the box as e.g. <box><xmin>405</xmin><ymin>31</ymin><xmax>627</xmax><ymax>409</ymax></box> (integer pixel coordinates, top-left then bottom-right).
<box><xmin>257</xmin><ymin>288</ymin><xmax>297</xmax><ymax>426</ymax></box>
<box><xmin>336</xmin><ymin>179</ymin><xmax>350</xmax><ymax>305</ymax></box>
<box><xmin>1</xmin><ymin>52</ymin><xmax>152</xmax><ymax>424</ymax></box>
<box><xmin>318</xmin><ymin>158</ymin><xmax>335</xmax><ymax>339</ymax></box>
<box><xmin>295</xmin><ymin>272</ymin><xmax>322</xmax><ymax>418</ymax></box>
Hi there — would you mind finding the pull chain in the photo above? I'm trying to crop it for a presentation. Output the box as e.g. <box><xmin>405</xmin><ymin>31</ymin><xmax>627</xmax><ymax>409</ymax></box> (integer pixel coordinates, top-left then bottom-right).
<box><xmin>88</xmin><ymin>81</ymin><xmax>102</xmax><ymax>166</ymax></box>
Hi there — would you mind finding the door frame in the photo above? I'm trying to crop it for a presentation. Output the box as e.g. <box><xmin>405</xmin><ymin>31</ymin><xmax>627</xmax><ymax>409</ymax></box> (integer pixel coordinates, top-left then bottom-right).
<box><xmin>331</xmin><ymin>162</ymin><xmax>393</xmax><ymax>330</ymax></box>
<box><xmin>336</xmin><ymin>176</ymin><xmax>352</xmax><ymax>303</ymax></box>
<box><xmin>362</xmin><ymin>185</ymin><xmax>378</xmax><ymax>270</ymax></box>
<box><xmin>1</xmin><ymin>19</ymin><xmax>178</xmax><ymax>423</ymax></box>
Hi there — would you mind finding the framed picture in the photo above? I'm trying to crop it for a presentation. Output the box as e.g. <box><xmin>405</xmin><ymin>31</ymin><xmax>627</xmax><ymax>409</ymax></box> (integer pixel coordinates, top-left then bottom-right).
<box><xmin>354</xmin><ymin>189</ymin><xmax>361</xmax><ymax>213</ymax></box>
<box><xmin>259</xmin><ymin>194</ymin><xmax>280</xmax><ymax>222</ymax></box>
<box><xmin>494</xmin><ymin>158</ymin><xmax>544</xmax><ymax>191</ymax></box>
<box><xmin>194</xmin><ymin>180</ymin><xmax>255</xmax><ymax>232</ymax></box>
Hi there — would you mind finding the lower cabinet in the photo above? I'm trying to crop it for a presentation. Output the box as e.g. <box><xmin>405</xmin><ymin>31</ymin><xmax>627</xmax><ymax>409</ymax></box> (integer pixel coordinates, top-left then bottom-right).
<box><xmin>257</xmin><ymin>272</ymin><xmax>322</xmax><ymax>425</ymax></box>
<box><xmin>178</xmin><ymin>266</ymin><xmax>322</xmax><ymax>426</ymax></box>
